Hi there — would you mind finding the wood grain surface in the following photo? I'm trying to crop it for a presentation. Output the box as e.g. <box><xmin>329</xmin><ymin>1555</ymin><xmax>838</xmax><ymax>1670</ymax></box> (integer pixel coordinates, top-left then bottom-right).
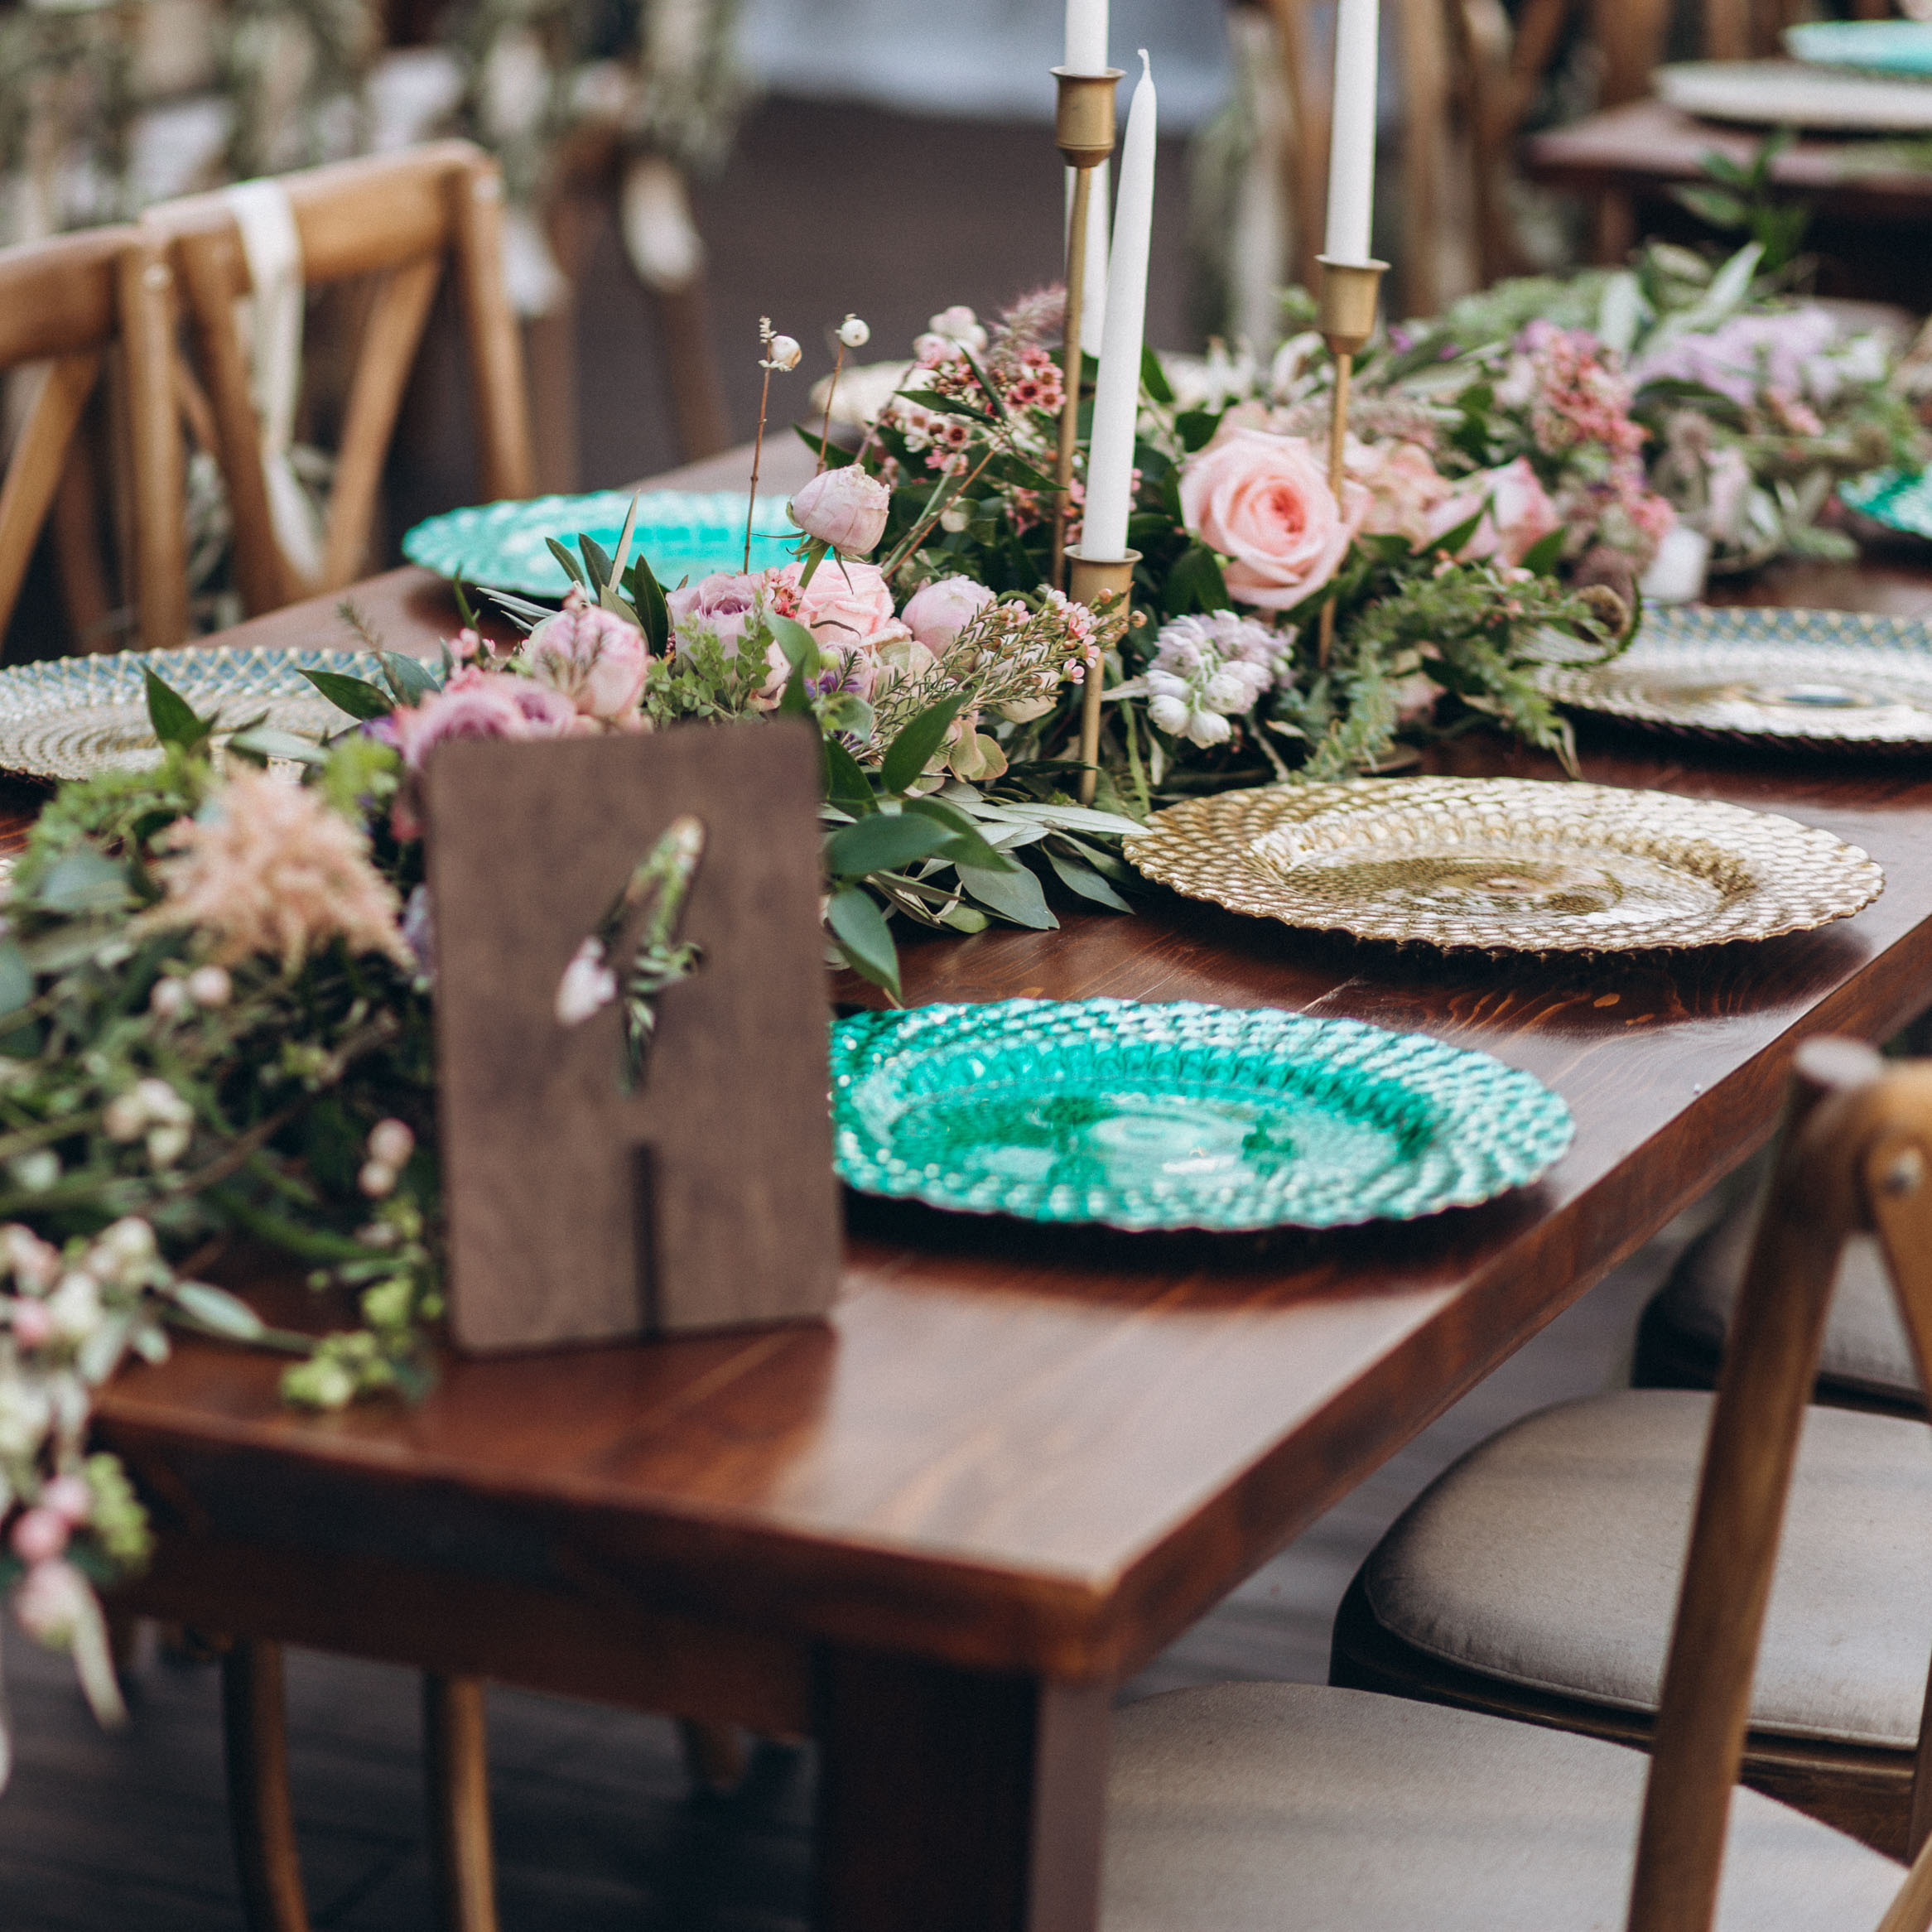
<box><xmin>59</xmin><ymin>535</ymin><xmax>1932</xmax><ymax>1694</ymax></box>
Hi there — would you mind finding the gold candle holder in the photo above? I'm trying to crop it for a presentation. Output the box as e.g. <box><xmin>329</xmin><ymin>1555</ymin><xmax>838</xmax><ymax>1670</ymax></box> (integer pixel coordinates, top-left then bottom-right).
<box><xmin>1314</xmin><ymin>255</ymin><xmax>1388</xmax><ymax>667</ymax></box>
<box><xmin>1067</xmin><ymin>545</ymin><xmax>1139</xmax><ymax>807</ymax></box>
<box><xmin>1051</xmin><ymin>66</ymin><xmax>1124</xmax><ymax>588</ymax></box>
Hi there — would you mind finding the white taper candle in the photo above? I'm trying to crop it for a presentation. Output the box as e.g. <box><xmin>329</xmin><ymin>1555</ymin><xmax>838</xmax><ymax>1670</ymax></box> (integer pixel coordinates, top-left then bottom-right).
<box><xmin>1323</xmin><ymin>0</ymin><xmax>1380</xmax><ymax>265</ymax></box>
<box><xmin>1082</xmin><ymin>49</ymin><xmax>1155</xmax><ymax>564</ymax></box>
<box><xmin>1063</xmin><ymin>0</ymin><xmax>1109</xmax><ymax>75</ymax></box>
<box><xmin>1066</xmin><ymin>159</ymin><xmax>1111</xmax><ymax>348</ymax></box>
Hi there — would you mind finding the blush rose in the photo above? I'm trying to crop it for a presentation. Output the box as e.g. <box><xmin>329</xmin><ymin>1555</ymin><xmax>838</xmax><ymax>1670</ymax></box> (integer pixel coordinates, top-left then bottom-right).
<box><xmin>1178</xmin><ymin>428</ymin><xmax>1365</xmax><ymax>612</ymax></box>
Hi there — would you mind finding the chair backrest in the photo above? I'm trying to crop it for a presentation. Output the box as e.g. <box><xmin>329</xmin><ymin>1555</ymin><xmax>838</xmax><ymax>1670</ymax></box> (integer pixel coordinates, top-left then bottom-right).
<box><xmin>0</xmin><ymin>224</ymin><xmax>183</xmax><ymax>654</ymax></box>
<box><xmin>1625</xmin><ymin>1038</ymin><xmax>1932</xmax><ymax>1932</ymax></box>
<box><xmin>135</xmin><ymin>138</ymin><xmax>534</xmax><ymax>627</ymax></box>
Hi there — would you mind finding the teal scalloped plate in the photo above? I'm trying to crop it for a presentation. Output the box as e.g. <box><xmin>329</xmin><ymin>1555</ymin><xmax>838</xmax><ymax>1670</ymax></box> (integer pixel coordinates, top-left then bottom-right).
<box><xmin>830</xmin><ymin>999</ymin><xmax>1573</xmax><ymax>1231</ymax></box>
<box><xmin>1841</xmin><ymin>468</ymin><xmax>1932</xmax><ymax>540</ymax></box>
<box><xmin>1786</xmin><ymin>21</ymin><xmax>1932</xmax><ymax>77</ymax></box>
<box><xmin>402</xmin><ymin>489</ymin><xmax>800</xmax><ymax>598</ymax></box>
<box><xmin>0</xmin><ymin>643</ymin><xmax>378</xmax><ymax>783</ymax></box>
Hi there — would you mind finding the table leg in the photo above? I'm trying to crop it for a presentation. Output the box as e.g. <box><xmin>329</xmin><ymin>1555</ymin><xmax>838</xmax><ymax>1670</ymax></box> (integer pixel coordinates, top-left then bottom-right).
<box><xmin>813</xmin><ymin>1648</ymin><xmax>1111</xmax><ymax>1932</ymax></box>
<box><xmin>221</xmin><ymin>1638</ymin><xmax>311</xmax><ymax>1932</ymax></box>
<box><xmin>423</xmin><ymin>1674</ymin><xmax>500</xmax><ymax>1932</ymax></box>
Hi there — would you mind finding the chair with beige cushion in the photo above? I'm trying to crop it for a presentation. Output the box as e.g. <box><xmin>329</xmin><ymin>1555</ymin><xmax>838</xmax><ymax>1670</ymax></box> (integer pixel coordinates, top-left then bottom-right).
<box><xmin>1327</xmin><ymin>1076</ymin><xmax>1932</xmax><ymax>1860</ymax></box>
<box><xmin>1638</xmin><ymin>1202</ymin><xmax>1922</xmax><ymax>1416</ymax></box>
<box><xmin>1106</xmin><ymin>1039</ymin><xmax>1932</xmax><ymax>1931</ymax></box>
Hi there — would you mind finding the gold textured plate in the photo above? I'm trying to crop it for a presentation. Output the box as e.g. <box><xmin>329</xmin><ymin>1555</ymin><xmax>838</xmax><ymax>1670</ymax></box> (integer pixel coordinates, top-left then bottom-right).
<box><xmin>1123</xmin><ymin>778</ymin><xmax>1884</xmax><ymax>952</ymax></box>
<box><xmin>0</xmin><ymin>644</ymin><xmax>372</xmax><ymax>783</ymax></box>
<box><xmin>1538</xmin><ymin>606</ymin><xmax>1932</xmax><ymax>749</ymax></box>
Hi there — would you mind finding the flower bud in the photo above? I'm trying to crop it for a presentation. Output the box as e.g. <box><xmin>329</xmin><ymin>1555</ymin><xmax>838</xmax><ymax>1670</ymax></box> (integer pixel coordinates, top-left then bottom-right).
<box><xmin>145</xmin><ymin>1123</ymin><xmax>190</xmax><ymax>1168</ymax></box>
<box><xmin>12</xmin><ymin>1557</ymin><xmax>90</xmax><ymax>1646</ymax></box>
<box><xmin>359</xmin><ymin>1160</ymin><xmax>397</xmax><ymax>1199</ymax></box>
<box><xmin>135</xmin><ymin>1079</ymin><xmax>190</xmax><ymax>1125</ymax></box>
<box><xmin>10</xmin><ymin>1299</ymin><xmax>52</xmax><ymax>1350</ymax></box>
<box><xmin>12</xmin><ymin>1506</ymin><xmax>69</xmax><ymax>1564</ymax></box>
<box><xmin>788</xmin><ymin>468</ymin><xmax>890</xmax><ymax>559</ymax></box>
<box><xmin>367</xmin><ymin>1120</ymin><xmax>414</xmax><ymax>1169</ymax></box>
<box><xmin>837</xmin><ymin>314</ymin><xmax>870</xmax><ymax>349</ymax></box>
<box><xmin>3</xmin><ymin>1226</ymin><xmax>61</xmax><ymax>1292</ymax></box>
<box><xmin>97</xmin><ymin>1219</ymin><xmax>156</xmax><ymax>1270</ymax></box>
<box><xmin>765</xmin><ymin>335</ymin><xmax>802</xmax><ymax>371</ymax></box>
<box><xmin>40</xmin><ymin>1473</ymin><xmax>92</xmax><ymax>1525</ymax></box>
<box><xmin>47</xmin><ymin>1272</ymin><xmax>102</xmax><ymax>1342</ymax></box>
<box><xmin>149</xmin><ymin>979</ymin><xmax>186</xmax><ymax>1020</ymax></box>
<box><xmin>185</xmin><ymin>965</ymin><xmax>232</xmax><ymax>1008</ymax></box>
<box><xmin>103</xmin><ymin>1093</ymin><xmax>147</xmax><ymax>1142</ymax></box>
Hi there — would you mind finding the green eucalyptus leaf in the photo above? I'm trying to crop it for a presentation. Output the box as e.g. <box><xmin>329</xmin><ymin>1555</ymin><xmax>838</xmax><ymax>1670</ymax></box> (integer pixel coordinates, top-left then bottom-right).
<box><xmin>0</xmin><ymin>940</ymin><xmax>32</xmax><ymax>1016</ymax></box>
<box><xmin>826</xmin><ymin>886</ymin><xmax>900</xmax><ymax>998</ymax></box>
<box><xmin>143</xmin><ymin>670</ymin><xmax>211</xmax><ymax>751</ymax></box>
<box><xmin>300</xmin><ymin>668</ymin><xmax>393</xmax><ymax>720</ymax></box>
<box><xmin>378</xmin><ymin>651</ymin><xmax>440</xmax><ymax>706</ymax></box>
<box><xmin>578</xmin><ymin>533</ymin><xmax>615</xmax><ymax>588</ymax></box>
<box><xmin>901</xmin><ymin>795</ymin><xmax>1013</xmax><ymax>872</ymax></box>
<box><xmin>956</xmin><ymin>859</ymin><xmax>1057</xmax><ymax>930</ymax></box>
<box><xmin>880</xmin><ymin>692</ymin><xmax>967</xmax><ymax>795</ymax></box>
<box><xmin>824</xmin><ymin>812</ymin><xmax>955</xmax><ymax>879</ymax></box>
<box><xmin>770</xmin><ymin>614</ymin><xmax>822</xmax><ymax>674</ymax></box>
<box><xmin>1043</xmin><ymin>842</ymin><xmax>1132</xmax><ymax>911</ymax></box>
<box><xmin>1140</xmin><ymin>344</ymin><xmax>1176</xmax><ymax>405</ymax></box>
<box><xmin>546</xmin><ymin>537</ymin><xmax>589</xmax><ymax>588</ymax></box>
<box><xmin>171</xmin><ymin>1281</ymin><xmax>267</xmax><ymax>1342</ymax></box>
<box><xmin>822</xmin><ymin>736</ymin><xmax>877</xmax><ymax>816</ymax></box>
<box><xmin>226</xmin><ymin>727</ymin><xmax>329</xmax><ymax>767</ymax></box>
<box><xmin>1520</xmin><ymin>528</ymin><xmax>1566</xmax><ymax>577</ymax></box>
<box><xmin>36</xmin><ymin>848</ymin><xmax>129</xmax><ymax>916</ymax></box>
<box><xmin>627</xmin><ymin>552</ymin><xmax>671</xmax><ymax>653</ymax></box>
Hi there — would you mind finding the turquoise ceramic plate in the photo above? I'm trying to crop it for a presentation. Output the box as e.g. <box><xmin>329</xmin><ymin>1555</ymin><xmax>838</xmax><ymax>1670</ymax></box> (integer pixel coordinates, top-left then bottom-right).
<box><xmin>830</xmin><ymin>999</ymin><xmax>1573</xmax><ymax>1231</ymax></box>
<box><xmin>1786</xmin><ymin>21</ymin><xmax>1932</xmax><ymax>77</ymax></box>
<box><xmin>1842</xmin><ymin>467</ymin><xmax>1932</xmax><ymax>541</ymax></box>
<box><xmin>0</xmin><ymin>643</ymin><xmax>377</xmax><ymax>783</ymax></box>
<box><xmin>402</xmin><ymin>489</ymin><xmax>799</xmax><ymax>599</ymax></box>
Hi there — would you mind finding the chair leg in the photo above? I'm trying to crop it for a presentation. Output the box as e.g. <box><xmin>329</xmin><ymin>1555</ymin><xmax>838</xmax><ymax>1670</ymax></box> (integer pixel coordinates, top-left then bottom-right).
<box><xmin>220</xmin><ymin>1638</ymin><xmax>311</xmax><ymax>1932</ymax></box>
<box><xmin>423</xmin><ymin>1673</ymin><xmax>499</xmax><ymax>1932</ymax></box>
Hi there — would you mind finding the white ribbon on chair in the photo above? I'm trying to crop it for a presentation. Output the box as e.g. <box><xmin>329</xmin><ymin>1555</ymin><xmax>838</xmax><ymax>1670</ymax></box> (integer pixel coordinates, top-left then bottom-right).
<box><xmin>222</xmin><ymin>178</ymin><xmax>326</xmax><ymax>591</ymax></box>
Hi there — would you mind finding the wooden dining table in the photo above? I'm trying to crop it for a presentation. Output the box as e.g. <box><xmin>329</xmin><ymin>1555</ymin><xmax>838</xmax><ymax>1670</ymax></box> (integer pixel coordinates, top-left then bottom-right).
<box><xmin>33</xmin><ymin>449</ymin><xmax>1932</xmax><ymax>1931</ymax></box>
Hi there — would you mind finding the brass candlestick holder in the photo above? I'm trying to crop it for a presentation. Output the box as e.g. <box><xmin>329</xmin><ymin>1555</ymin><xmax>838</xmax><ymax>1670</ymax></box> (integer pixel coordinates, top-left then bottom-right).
<box><xmin>1067</xmin><ymin>545</ymin><xmax>1139</xmax><ymax>806</ymax></box>
<box><xmin>1051</xmin><ymin>65</ymin><xmax>1124</xmax><ymax>588</ymax></box>
<box><xmin>1314</xmin><ymin>255</ymin><xmax>1388</xmax><ymax>667</ymax></box>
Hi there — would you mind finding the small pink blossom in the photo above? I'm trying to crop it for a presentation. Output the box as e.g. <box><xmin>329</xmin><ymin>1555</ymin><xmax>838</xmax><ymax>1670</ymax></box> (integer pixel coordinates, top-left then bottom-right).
<box><xmin>1428</xmin><ymin>457</ymin><xmax>1563</xmax><ymax>566</ymax></box>
<box><xmin>1347</xmin><ymin>438</ymin><xmax>1456</xmax><ymax>547</ymax></box>
<box><xmin>11</xmin><ymin>1506</ymin><xmax>68</xmax><ymax>1565</ymax></box>
<box><xmin>11</xmin><ymin>1299</ymin><xmax>51</xmax><ymax>1349</ymax></box>
<box><xmin>41</xmin><ymin>1475</ymin><xmax>92</xmax><ymax>1525</ymax></box>
<box><xmin>527</xmin><ymin>588</ymin><xmax>650</xmax><ymax>720</ymax></box>
<box><xmin>789</xmin><ymin>467</ymin><xmax>890</xmax><ymax>557</ymax></box>
<box><xmin>903</xmin><ymin>576</ymin><xmax>997</xmax><ymax>651</ymax></box>
<box><xmin>1179</xmin><ymin>428</ymin><xmax>1366</xmax><ymax>612</ymax></box>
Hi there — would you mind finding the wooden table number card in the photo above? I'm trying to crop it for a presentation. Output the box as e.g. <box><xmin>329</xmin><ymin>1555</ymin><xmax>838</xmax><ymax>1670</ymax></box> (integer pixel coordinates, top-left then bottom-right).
<box><xmin>426</xmin><ymin>720</ymin><xmax>841</xmax><ymax>1353</ymax></box>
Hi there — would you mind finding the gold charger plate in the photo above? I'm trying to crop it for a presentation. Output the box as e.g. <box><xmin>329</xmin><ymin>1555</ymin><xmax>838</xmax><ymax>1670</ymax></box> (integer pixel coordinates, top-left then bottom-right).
<box><xmin>0</xmin><ymin>644</ymin><xmax>372</xmax><ymax>783</ymax></box>
<box><xmin>1537</xmin><ymin>607</ymin><xmax>1932</xmax><ymax>749</ymax></box>
<box><xmin>1122</xmin><ymin>778</ymin><xmax>1883</xmax><ymax>953</ymax></box>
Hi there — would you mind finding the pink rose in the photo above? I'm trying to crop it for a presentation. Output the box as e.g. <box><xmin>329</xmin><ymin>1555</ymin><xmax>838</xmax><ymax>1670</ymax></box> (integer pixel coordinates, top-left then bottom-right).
<box><xmin>789</xmin><ymin>467</ymin><xmax>890</xmax><ymax>557</ymax></box>
<box><xmin>1427</xmin><ymin>457</ymin><xmax>1562</xmax><ymax>567</ymax></box>
<box><xmin>902</xmin><ymin>576</ymin><xmax>996</xmax><ymax>651</ymax></box>
<box><xmin>778</xmin><ymin>559</ymin><xmax>899</xmax><ymax>648</ymax></box>
<box><xmin>383</xmin><ymin>668</ymin><xmax>538</xmax><ymax>770</ymax></box>
<box><xmin>1178</xmin><ymin>428</ymin><xmax>1364</xmax><ymax>612</ymax></box>
<box><xmin>1347</xmin><ymin>438</ymin><xmax>1455</xmax><ymax>547</ymax></box>
<box><xmin>527</xmin><ymin>589</ymin><xmax>649</xmax><ymax>720</ymax></box>
<box><xmin>667</xmin><ymin>571</ymin><xmax>764</xmax><ymax>653</ymax></box>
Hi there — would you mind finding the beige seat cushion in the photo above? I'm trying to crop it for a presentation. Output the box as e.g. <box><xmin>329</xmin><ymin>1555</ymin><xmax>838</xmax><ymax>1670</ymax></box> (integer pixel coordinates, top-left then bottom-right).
<box><xmin>1361</xmin><ymin>1390</ymin><xmax>1932</xmax><ymax>1748</ymax></box>
<box><xmin>1106</xmin><ymin>1684</ymin><xmax>1901</xmax><ymax>1932</ymax></box>
<box><xmin>1659</xmin><ymin>1205</ymin><xmax>1919</xmax><ymax>1404</ymax></box>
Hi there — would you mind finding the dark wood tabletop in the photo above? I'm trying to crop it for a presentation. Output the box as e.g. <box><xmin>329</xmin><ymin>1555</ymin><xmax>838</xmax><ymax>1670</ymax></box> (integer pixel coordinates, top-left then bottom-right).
<box><xmin>47</xmin><ymin>475</ymin><xmax>1932</xmax><ymax>1930</ymax></box>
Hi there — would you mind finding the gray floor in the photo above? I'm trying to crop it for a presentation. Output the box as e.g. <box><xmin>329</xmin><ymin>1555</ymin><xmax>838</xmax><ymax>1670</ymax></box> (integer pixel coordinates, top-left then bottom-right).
<box><xmin>0</xmin><ymin>1209</ymin><xmax>1704</xmax><ymax>1930</ymax></box>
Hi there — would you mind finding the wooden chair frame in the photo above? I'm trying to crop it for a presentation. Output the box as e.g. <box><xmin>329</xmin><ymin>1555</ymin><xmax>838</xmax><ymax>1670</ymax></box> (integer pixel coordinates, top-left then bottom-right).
<box><xmin>1625</xmin><ymin>1038</ymin><xmax>1932</xmax><ymax>1932</ymax></box>
<box><xmin>1337</xmin><ymin>1042</ymin><xmax>1932</xmax><ymax>1866</ymax></box>
<box><xmin>0</xmin><ymin>226</ymin><xmax>183</xmax><ymax>655</ymax></box>
<box><xmin>134</xmin><ymin>139</ymin><xmax>534</xmax><ymax>631</ymax></box>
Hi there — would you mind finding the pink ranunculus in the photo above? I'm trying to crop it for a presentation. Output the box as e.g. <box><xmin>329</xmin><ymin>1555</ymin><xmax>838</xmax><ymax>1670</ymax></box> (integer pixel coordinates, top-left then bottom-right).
<box><xmin>1426</xmin><ymin>457</ymin><xmax>1562</xmax><ymax>567</ymax></box>
<box><xmin>779</xmin><ymin>558</ymin><xmax>900</xmax><ymax>648</ymax></box>
<box><xmin>902</xmin><ymin>576</ymin><xmax>996</xmax><ymax>651</ymax></box>
<box><xmin>528</xmin><ymin>589</ymin><xmax>649</xmax><ymax>720</ymax></box>
<box><xmin>789</xmin><ymin>467</ymin><xmax>890</xmax><ymax>558</ymax></box>
<box><xmin>1178</xmin><ymin>428</ymin><xmax>1365</xmax><ymax>612</ymax></box>
<box><xmin>667</xmin><ymin>571</ymin><xmax>764</xmax><ymax>654</ymax></box>
<box><xmin>1347</xmin><ymin>438</ymin><xmax>1455</xmax><ymax>547</ymax></box>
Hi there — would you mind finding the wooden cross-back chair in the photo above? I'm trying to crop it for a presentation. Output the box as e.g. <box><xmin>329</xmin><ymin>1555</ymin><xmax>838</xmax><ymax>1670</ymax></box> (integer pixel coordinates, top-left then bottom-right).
<box><xmin>1102</xmin><ymin>1038</ymin><xmax>1932</xmax><ymax>1932</ymax></box>
<box><xmin>0</xmin><ymin>225</ymin><xmax>183</xmax><ymax>655</ymax></box>
<box><xmin>135</xmin><ymin>138</ymin><xmax>534</xmax><ymax>636</ymax></box>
